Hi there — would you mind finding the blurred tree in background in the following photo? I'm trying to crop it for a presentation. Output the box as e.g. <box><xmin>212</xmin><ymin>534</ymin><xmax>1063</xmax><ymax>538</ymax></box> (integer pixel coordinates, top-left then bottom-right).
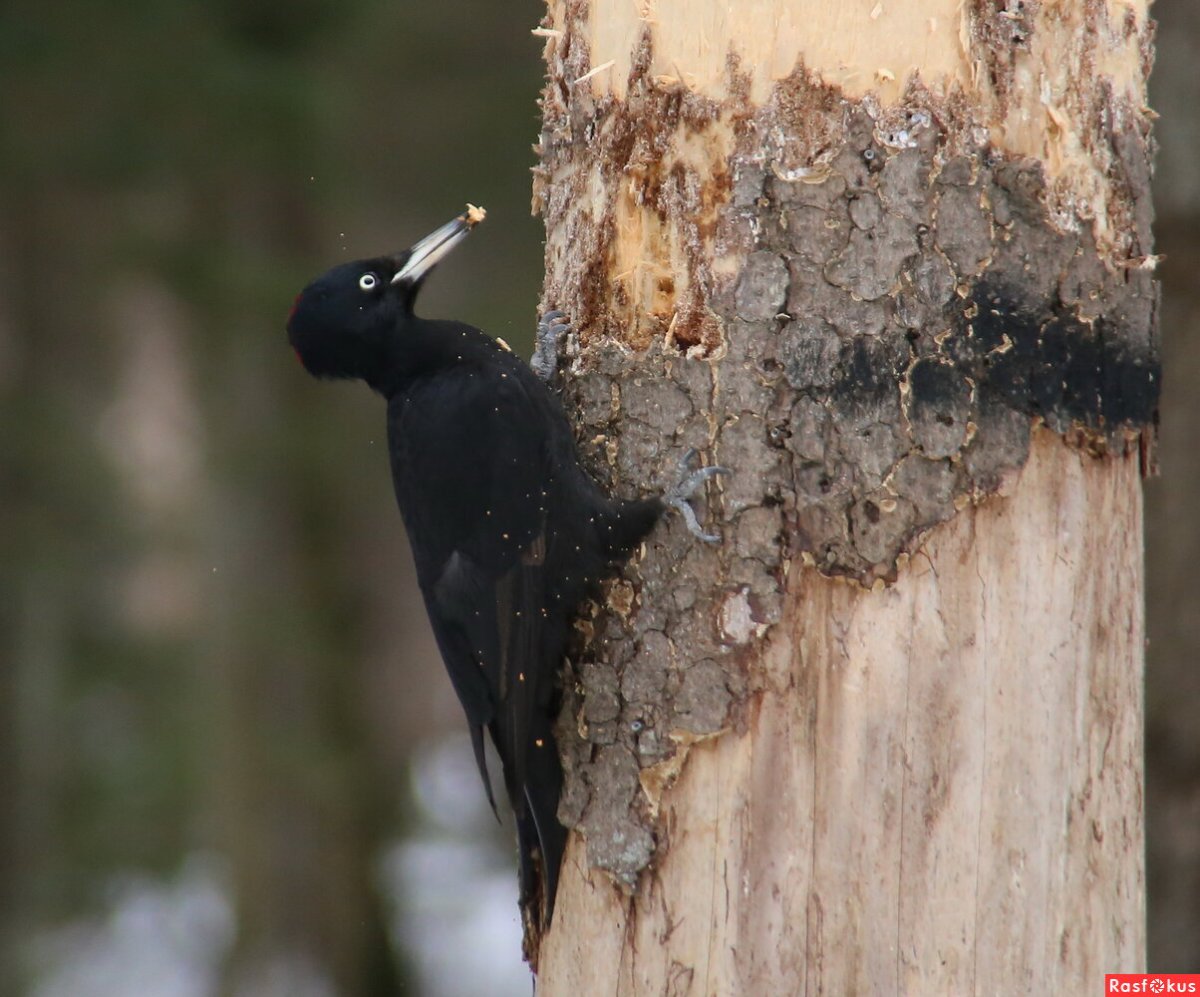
<box><xmin>1145</xmin><ymin>0</ymin><xmax>1200</xmax><ymax>973</ymax></box>
<box><xmin>0</xmin><ymin>1</ymin><xmax>542</xmax><ymax>994</ymax></box>
<box><xmin>0</xmin><ymin>0</ymin><xmax>1196</xmax><ymax>993</ymax></box>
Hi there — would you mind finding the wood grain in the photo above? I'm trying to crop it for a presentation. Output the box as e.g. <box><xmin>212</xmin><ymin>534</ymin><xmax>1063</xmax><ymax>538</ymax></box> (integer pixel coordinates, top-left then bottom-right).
<box><xmin>540</xmin><ymin>430</ymin><xmax>1145</xmax><ymax>993</ymax></box>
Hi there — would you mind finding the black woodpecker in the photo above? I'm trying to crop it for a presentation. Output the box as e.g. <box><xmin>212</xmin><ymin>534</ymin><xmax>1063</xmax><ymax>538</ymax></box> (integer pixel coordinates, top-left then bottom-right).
<box><xmin>286</xmin><ymin>206</ymin><xmax>725</xmax><ymax>929</ymax></box>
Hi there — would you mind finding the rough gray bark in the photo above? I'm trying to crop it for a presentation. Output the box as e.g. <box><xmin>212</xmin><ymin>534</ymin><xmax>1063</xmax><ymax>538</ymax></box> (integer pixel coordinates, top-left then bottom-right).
<box><xmin>529</xmin><ymin>0</ymin><xmax>1156</xmax><ymax>988</ymax></box>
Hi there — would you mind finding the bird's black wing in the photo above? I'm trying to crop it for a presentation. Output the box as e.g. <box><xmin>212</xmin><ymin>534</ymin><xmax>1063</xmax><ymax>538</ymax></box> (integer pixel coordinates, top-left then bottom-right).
<box><xmin>386</xmin><ymin>361</ymin><xmax>560</xmax><ymax>816</ymax></box>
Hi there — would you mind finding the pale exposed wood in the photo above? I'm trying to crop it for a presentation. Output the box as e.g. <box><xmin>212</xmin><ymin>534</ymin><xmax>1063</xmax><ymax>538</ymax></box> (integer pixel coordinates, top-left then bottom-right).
<box><xmin>581</xmin><ymin>0</ymin><xmax>970</xmax><ymax>103</ymax></box>
<box><xmin>540</xmin><ymin>430</ymin><xmax>1145</xmax><ymax>993</ymax></box>
<box><xmin>546</xmin><ymin>0</ymin><xmax>1154</xmax><ymax>255</ymax></box>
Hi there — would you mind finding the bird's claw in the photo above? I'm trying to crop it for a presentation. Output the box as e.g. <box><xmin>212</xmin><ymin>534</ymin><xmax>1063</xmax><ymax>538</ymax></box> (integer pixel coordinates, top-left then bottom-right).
<box><xmin>664</xmin><ymin>448</ymin><xmax>730</xmax><ymax>544</ymax></box>
<box><xmin>532</xmin><ymin>309</ymin><xmax>571</xmax><ymax>383</ymax></box>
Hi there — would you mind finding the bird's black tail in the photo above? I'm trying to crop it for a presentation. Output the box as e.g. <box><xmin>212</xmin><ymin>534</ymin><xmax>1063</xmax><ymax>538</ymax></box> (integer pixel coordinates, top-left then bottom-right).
<box><xmin>516</xmin><ymin>716</ymin><xmax>567</xmax><ymax>931</ymax></box>
<box><xmin>597</xmin><ymin>495</ymin><xmax>663</xmax><ymax>563</ymax></box>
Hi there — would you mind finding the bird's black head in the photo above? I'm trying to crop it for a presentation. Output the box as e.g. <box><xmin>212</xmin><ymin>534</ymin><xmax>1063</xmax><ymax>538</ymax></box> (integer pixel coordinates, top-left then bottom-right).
<box><xmin>287</xmin><ymin>207</ymin><xmax>484</xmax><ymax>385</ymax></box>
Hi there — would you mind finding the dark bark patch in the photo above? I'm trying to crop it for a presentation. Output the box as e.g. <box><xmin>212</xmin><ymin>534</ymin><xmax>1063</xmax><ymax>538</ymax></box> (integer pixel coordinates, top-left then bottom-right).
<box><xmin>953</xmin><ymin>276</ymin><xmax>1159</xmax><ymax>433</ymax></box>
<box><xmin>907</xmin><ymin>358</ymin><xmax>972</xmax><ymax>458</ymax></box>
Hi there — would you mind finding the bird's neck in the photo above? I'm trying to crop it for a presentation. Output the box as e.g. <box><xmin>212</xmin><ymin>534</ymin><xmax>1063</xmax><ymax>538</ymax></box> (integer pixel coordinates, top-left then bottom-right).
<box><xmin>368</xmin><ymin>316</ymin><xmax>489</xmax><ymax>398</ymax></box>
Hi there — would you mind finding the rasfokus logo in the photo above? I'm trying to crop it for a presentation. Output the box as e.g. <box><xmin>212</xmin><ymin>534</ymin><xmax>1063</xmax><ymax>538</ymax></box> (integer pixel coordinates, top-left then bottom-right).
<box><xmin>1105</xmin><ymin>976</ymin><xmax>1200</xmax><ymax>994</ymax></box>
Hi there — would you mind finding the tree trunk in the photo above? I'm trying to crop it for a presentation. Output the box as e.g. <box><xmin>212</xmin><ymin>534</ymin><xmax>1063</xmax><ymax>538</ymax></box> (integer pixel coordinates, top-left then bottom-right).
<box><xmin>532</xmin><ymin>0</ymin><xmax>1156</xmax><ymax>991</ymax></box>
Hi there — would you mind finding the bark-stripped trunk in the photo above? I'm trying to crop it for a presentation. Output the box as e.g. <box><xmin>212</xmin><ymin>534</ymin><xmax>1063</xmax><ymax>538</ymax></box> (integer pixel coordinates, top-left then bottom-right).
<box><xmin>531</xmin><ymin>0</ymin><xmax>1156</xmax><ymax>991</ymax></box>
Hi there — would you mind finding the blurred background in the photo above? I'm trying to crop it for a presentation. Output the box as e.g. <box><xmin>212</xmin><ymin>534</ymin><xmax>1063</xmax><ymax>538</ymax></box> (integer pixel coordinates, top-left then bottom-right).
<box><xmin>0</xmin><ymin>1</ymin><xmax>1195</xmax><ymax>994</ymax></box>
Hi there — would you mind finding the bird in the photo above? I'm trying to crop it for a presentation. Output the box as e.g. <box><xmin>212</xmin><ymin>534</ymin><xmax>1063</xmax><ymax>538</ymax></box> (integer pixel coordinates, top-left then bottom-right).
<box><xmin>286</xmin><ymin>205</ymin><xmax>725</xmax><ymax>933</ymax></box>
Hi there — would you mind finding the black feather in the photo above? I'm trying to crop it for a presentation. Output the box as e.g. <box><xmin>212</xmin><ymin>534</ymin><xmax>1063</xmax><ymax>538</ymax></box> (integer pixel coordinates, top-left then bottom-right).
<box><xmin>287</xmin><ymin>223</ymin><xmax>662</xmax><ymax>927</ymax></box>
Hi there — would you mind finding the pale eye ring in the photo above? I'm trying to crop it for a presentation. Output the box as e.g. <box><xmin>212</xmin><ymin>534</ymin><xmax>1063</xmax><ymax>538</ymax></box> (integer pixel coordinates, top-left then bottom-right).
<box><xmin>359</xmin><ymin>272</ymin><xmax>379</xmax><ymax>291</ymax></box>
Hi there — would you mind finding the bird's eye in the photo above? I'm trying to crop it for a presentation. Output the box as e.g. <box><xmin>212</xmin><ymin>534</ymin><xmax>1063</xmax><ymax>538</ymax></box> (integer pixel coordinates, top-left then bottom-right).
<box><xmin>359</xmin><ymin>273</ymin><xmax>379</xmax><ymax>291</ymax></box>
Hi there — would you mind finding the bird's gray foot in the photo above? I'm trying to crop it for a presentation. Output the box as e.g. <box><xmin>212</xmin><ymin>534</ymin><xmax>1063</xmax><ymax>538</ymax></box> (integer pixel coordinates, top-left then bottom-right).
<box><xmin>664</xmin><ymin>448</ymin><xmax>730</xmax><ymax>544</ymax></box>
<box><xmin>532</xmin><ymin>310</ymin><xmax>570</xmax><ymax>383</ymax></box>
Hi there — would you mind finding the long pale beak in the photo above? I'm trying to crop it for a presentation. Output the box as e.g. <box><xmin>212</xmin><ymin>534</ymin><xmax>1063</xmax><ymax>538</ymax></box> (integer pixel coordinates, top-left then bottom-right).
<box><xmin>391</xmin><ymin>204</ymin><xmax>486</xmax><ymax>284</ymax></box>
